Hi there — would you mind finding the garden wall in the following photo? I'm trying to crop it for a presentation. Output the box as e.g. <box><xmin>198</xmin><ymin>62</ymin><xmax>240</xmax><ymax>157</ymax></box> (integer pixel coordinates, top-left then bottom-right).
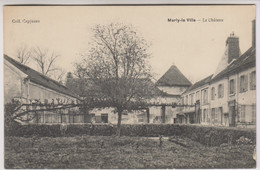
<box><xmin>5</xmin><ymin>124</ymin><xmax>256</xmax><ymax>146</ymax></box>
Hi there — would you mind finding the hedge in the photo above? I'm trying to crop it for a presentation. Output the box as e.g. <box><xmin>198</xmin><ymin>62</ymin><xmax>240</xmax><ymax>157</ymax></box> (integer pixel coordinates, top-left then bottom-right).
<box><xmin>5</xmin><ymin>124</ymin><xmax>256</xmax><ymax>146</ymax></box>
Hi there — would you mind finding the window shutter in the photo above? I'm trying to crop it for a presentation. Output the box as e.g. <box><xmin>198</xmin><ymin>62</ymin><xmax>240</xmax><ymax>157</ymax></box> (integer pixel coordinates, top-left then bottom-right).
<box><xmin>230</xmin><ymin>79</ymin><xmax>235</xmax><ymax>94</ymax></box>
<box><xmin>206</xmin><ymin>90</ymin><xmax>208</xmax><ymax>103</ymax></box>
<box><xmin>253</xmin><ymin>72</ymin><xmax>256</xmax><ymax>89</ymax></box>
<box><xmin>233</xmin><ymin>79</ymin><xmax>236</xmax><ymax>93</ymax></box>
<box><xmin>218</xmin><ymin>85</ymin><xmax>220</xmax><ymax>98</ymax></box>
<box><xmin>222</xmin><ymin>84</ymin><xmax>224</xmax><ymax>97</ymax></box>
<box><xmin>250</xmin><ymin>71</ymin><xmax>256</xmax><ymax>90</ymax></box>
<box><xmin>229</xmin><ymin>80</ymin><xmax>231</xmax><ymax>94</ymax></box>
<box><xmin>250</xmin><ymin>72</ymin><xmax>253</xmax><ymax>89</ymax></box>
<box><xmin>239</xmin><ymin>76</ymin><xmax>243</xmax><ymax>92</ymax></box>
<box><xmin>211</xmin><ymin>87</ymin><xmax>214</xmax><ymax>100</ymax></box>
<box><xmin>245</xmin><ymin>75</ymin><xmax>248</xmax><ymax>91</ymax></box>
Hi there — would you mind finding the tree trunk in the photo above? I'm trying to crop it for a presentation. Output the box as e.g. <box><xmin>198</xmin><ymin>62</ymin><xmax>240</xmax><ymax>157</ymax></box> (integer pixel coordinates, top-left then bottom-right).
<box><xmin>116</xmin><ymin>109</ymin><xmax>123</xmax><ymax>136</ymax></box>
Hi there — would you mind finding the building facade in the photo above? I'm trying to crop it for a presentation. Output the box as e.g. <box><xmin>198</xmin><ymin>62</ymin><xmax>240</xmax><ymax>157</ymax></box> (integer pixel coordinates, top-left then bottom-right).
<box><xmin>178</xmin><ymin>20</ymin><xmax>256</xmax><ymax>128</ymax></box>
<box><xmin>4</xmin><ymin>55</ymin><xmax>79</xmax><ymax>104</ymax></box>
<box><xmin>4</xmin><ymin>55</ymin><xmax>80</xmax><ymax>124</ymax></box>
<box><xmin>66</xmin><ymin>64</ymin><xmax>192</xmax><ymax>124</ymax></box>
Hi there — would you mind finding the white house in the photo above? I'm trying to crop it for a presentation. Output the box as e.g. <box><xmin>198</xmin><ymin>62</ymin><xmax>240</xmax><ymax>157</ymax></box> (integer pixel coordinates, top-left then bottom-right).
<box><xmin>178</xmin><ymin>20</ymin><xmax>256</xmax><ymax>128</ymax></box>
<box><xmin>4</xmin><ymin>55</ymin><xmax>80</xmax><ymax>124</ymax></box>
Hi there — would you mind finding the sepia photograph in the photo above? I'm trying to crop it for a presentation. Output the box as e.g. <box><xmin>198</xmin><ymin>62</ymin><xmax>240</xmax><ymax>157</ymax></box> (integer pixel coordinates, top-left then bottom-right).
<box><xmin>2</xmin><ymin>4</ymin><xmax>258</xmax><ymax>169</ymax></box>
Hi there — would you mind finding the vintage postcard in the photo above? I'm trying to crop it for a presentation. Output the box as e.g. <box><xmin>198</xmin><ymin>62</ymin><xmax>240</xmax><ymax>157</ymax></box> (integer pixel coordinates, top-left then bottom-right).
<box><xmin>3</xmin><ymin>4</ymin><xmax>257</xmax><ymax>169</ymax></box>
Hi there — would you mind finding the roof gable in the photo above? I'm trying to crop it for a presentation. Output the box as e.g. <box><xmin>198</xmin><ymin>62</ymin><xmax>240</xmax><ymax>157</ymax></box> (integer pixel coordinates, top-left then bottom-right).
<box><xmin>183</xmin><ymin>46</ymin><xmax>255</xmax><ymax>94</ymax></box>
<box><xmin>211</xmin><ymin>47</ymin><xmax>255</xmax><ymax>82</ymax></box>
<box><xmin>156</xmin><ymin>65</ymin><xmax>192</xmax><ymax>87</ymax></box>
<box><xmin>184</xmin><ymin>74</ymin><xmax>213</xmax><ymax>94</ymax></box>
<box><xmin>4</xmin><ymin>55</ymin><xmax>78</xmax><ymax>99</ymax></box>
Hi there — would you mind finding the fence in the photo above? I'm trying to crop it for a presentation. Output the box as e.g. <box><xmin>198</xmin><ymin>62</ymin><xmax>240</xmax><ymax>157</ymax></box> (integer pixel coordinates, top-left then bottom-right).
<box><xmin>36</xmin><ymin>112</ymin><xmax>86</xmax><ymax>124</ymax></box>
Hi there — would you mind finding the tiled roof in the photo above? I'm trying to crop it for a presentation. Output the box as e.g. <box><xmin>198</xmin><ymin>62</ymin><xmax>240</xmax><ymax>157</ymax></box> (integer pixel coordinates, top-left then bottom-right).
<box><xmin>211</xmin><ymin>47</ymin><xmax>255</xmax><ymax>82</ymax></box>
<box><xmin>183</xmin><ymin>74</ymin><xmax>213</xmax><ymax>94</ymax></box>
<box><xmin>183</xmin><ymin>46</ymin><xmax>256</xmax><ymax>94</ymax></box>
<box><xmin>66</xmin><ymin>77</ymin><xmax>170</xmax><ymax>98</ymax></box>
<box><xmin>4</xmin><ymin>55</ymin><xmax>79</xmax><ymax>99</ymax></box>
<box><xmin>156</xmin><ymin>65</ymin><xmax>192</xmax><ymax>86</ymax></box>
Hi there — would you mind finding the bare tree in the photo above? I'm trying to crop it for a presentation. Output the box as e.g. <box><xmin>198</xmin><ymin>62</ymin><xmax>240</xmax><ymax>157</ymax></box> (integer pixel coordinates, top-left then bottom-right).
<box><xmin>16</xmin><ymin>44</ymin><xmax>31</xmax><ymax>64</ymax></box>
<box><xmin>76</xmin><ymin>23</ymin><xmax>157</xmax><ymax>136</ymax></box>
<box><xmin>51</xmin><ymin>68</ymin><xmax>66</xmax><ymax>84</ymax></box>
<box><xmin>31</xmin><ymin>46</ymin><xmax>60</xmax><ymax>76</ymax></box>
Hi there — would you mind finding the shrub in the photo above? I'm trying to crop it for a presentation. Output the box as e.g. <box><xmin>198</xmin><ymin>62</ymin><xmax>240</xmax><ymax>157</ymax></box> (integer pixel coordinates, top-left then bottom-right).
<box><xmin>236</xmin><ymin>136</ymin><xmax>253</xmax><ymax>145</ymax></box>
<box><xmin>4</xmin><ymin>101</ymin><xmax>22</xmax><ymax>136</ymax></box>
<box><xmin>5</xmin><ymin>124</ymin><xmax>255</xmax><ymax>147</ymax></box>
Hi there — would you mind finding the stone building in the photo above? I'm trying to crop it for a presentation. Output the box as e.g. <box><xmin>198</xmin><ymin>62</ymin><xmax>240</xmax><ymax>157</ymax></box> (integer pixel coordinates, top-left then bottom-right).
<box><xmin>4</xmin><ymin>55</ymin><xmax>80</xmax><ymax>124</ymax></box>
<box><xmin>66</xmin><ymin>64</ymin><xmax>191</xmax><ymax>124</ymax></box>
<box><xmin>178</xmin><ymin>20</ymin><xmax>256</xmax><ymax>128</ymax></box>
<box><xmin>4</xmin><ymin>55</ymin><xmax>79</xmax><ymax>104</ymax></box>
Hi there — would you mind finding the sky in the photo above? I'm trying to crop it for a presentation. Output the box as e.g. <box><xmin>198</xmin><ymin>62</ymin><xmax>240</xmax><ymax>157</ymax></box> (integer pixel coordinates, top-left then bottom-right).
<box><xmin>3</xmin><ymin>5</ymin><xmax>256</xmax><ymax>83</ymax></box>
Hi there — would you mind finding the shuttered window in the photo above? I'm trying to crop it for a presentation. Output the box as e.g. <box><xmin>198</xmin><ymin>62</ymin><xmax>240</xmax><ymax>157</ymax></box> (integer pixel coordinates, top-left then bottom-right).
<box><xmin>229</xmin><ymin>79</ymin><xmax>235</xmax><ymax>94</ymax></box>
<box><xmin>190</xmin><ymin>94</ymin><xmax>194</xmax><ymax>105</ymax></box>
<box><xmin>240</xmin><ymin>105</ymin><xmax>246</xmax><ymax>122</ymax></box>
<box><xmin>211</xmin><ymin>87</ymin><xmax>215</xmax><ymax>100</ymax></box>
<box><xmin>211</xmin><ymin>108</ymin><xmax>215</xmax><ymax>123</ymax></box>
<box><xmin>203</xmin><ymin>89</ymin><xmax>208</xmax><ymax>104</ymax></box>
<box><xmin>250</xmin><ymin>71</ymin><xmax>256</xmax><ymax>90</ymax></box>
<box><xmin>252</xmin><ymin>104</ymin><xmax>256</xmax><ymax>123</ymax></box>
<box><xmin>196</xmin><ymin>91</ymin><xmax>200</xmax><ymax>101</ymax></box>
<box><xmin>218</xmin><ymin>84</ymin><xmax>224</xmax><ymax>98</ymax></box>
<box><xmin>240</xmin><ymin>75</ymin><xmax>248</xmax><ymax>92</ymax></box>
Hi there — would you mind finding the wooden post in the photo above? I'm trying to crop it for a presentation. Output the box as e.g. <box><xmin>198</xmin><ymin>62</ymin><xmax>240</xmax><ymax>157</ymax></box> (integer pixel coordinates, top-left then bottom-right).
<box><xmin>60</xmin><ymin>111</ymin><xmax>63</xmax><ymax>123</ymax></box>
<box><xmin>195</xmin><ymin>100</ymin><xmax>201</xmax><ymax>124</ymax></box>
<box><xmin>35</xmin><ymin>111</ymin><xmax>38</xmax><ymax>124</ymax></box>
<box><xmin>161</xmin><ymin>105</ymin><xmax>166</xmax><ymax>123</ymax></box>
<box><xmin>146</xmin><ymin>108</ymin><xmax>150</xmax><ymax>123</ymax></box>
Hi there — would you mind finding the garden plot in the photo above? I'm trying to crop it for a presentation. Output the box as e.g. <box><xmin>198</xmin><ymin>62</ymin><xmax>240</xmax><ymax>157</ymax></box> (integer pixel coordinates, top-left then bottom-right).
<box><xmin>5</xmin><ymin>136</ymin><xmax>256</xmax><ymax>169</ymax></box>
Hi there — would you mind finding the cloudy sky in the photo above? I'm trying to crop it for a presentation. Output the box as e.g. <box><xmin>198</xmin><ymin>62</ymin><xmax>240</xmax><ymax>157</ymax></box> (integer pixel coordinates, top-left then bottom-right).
<box><xmin>4</xmin><ymin>5</ymin><xmax>255</xmax><ymax>83</ymax></box>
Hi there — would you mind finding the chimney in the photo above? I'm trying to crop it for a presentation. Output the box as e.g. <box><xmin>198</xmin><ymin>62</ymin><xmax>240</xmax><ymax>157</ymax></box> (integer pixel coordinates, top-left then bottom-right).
<box><xmin>226</xmin><ymin>33</ymin><xmax>240</xmax><ymax>63</ymax></box>
<box><xmin>252</xmin><ymin>19</ymin><xmax>256</xmax><ymax>47</ymax></box>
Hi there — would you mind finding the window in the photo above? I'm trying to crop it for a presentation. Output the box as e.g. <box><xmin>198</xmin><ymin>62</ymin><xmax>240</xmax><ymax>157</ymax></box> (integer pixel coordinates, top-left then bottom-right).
<box><xmin>219</xmin><ymin>107</ymin><xmax>223</xmax><ymax>124</ymax></box>
<box><xmin>185</xmin><ymin>96</ymin><xmax>188</xmax><ymax>105</ymax></box>
<box><xmin>229</xmin><ymin>79</ymin><xmax>235</xmax><ymax>94</ymax></box>
<box><xmin>252</xmin><ymin>104</ymin><xmax>256</xmax><ymax>123</ymax></box>
<box><xmin>240</xmin><ymin>105</ymin><xmax>246</xmax><ymax>122</ymax></box>
<box><xmin>90</xmin><ymin>113</ymin><xmax>95</xmax><ymax>122</ymax></box>
<box><xmin>95</xmin><ymin>116</ymin><xmax>102</xmax><ymax>123</ymax></box>
<box><xmin>202</xmin><ymin>89</ymin><xmax>208</xmax><ymax>104</ymax></box>
<box><xmin>203</xmin><ymin>109</ymin><xmax>208</xmax><ymax>122</ymax></box>
<box><xmin>73</xmin><ymin>115</ymin><xmax>84</xmax><ymax>123</ymax></box>
<box><xmin>207</xmin><ymin>109</ymin><xmax>210</xmax><ymax>122</ymax></box>
<box><xmin>211</xmin><ymin>108</ymin><xmax>215</xmax><ymax>123</ymax></box>
<box><xmin>240</xmin><ymin>75</ymin><xmax>248</xmax><ymax>92</ymax></box>
<box><xmin>101</xmin><ymin>114</ymin><xmax>108</xmax><ymax>123</ymax></box>
<box><xmin>211</xmin><ymin>87</ymin><xmax>215</xmax><ymax>100</ymax></box>
<box><xmin>61</xmin><ymin>114</ymin><xmax>69</xmax><ymax>123</ymax></box>
<box><xmin>137</xmin><ymin>112</ymin><xmax>146</xmax><ymax>123</ymax></box>
<box><xmin>250</xmin><ymin>71</ymin><xmax>256</xmax><ymax>90</ymax></box>
<box><xmin>190</xmin><ymin>94</ymin><xmax>194</xmax><ymax>105</ymax></box>
<box><xmin>218</xmin><ymin>84</ymin><xmax>224</xmax><ymax>98</ymax></box>
<box><xmin>196</xmin><ymin>91</ymin><xmax>200</xmax><ymax>101</ymax></box>
<box><xmin>215</xmin><ymin>108</ymin><xmax>219</xmax><ymax>123</ymax></box>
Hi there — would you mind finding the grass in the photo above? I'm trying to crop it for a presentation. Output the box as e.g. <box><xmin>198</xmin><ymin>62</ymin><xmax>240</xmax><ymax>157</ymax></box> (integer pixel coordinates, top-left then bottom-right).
<box><xmin>5</xmin><ymin>135</ymin><xmax>256</xmax><ymax>169</ymax></box>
